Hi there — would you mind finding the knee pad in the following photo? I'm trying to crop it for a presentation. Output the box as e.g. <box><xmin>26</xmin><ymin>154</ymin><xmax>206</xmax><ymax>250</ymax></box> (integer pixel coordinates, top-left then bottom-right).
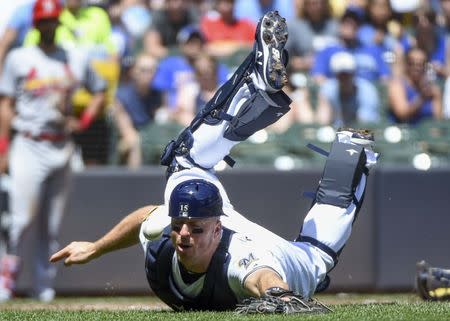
<box><xmin>195</xmin><ymin>52</ymin><xmax>255</xmax><ymax>128</ymax></box>
<box><xmin>160</xmin><ymin>54</ymin><xmax>255</xmax><ymax>169</ymax></box>
<box><xmin>161</xmin><ymin>52</ymin><xmax>291</xmax><ymax>170</ymax></box>
<box><xmin>223</xmin><ymin>89</ymin><xmax>291</xmax><ymax>141</ymax></box>
<box><xmin>316</xmin><ymin>141</ymin><xmax>367</xmax><ymax>208</ymax></box>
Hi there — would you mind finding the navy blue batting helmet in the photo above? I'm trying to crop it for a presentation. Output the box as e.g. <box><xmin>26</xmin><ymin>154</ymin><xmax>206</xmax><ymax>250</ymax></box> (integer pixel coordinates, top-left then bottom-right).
<box><xmin>169</xmin><ymin>179</ymin><xmax>224</xmax><ymax>219</ymax></box>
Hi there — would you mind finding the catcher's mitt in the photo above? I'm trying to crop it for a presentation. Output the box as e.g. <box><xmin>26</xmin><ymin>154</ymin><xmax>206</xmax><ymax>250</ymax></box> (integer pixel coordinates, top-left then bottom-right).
<box><xmin>416</xmin><ymin>260</ymin><xmax>450</xmax><ymax>301</ymax></box>
<box><xmin>235</xmin><ymin>287</ymin><xmax>332</xmax><ymax>315</ymax></box>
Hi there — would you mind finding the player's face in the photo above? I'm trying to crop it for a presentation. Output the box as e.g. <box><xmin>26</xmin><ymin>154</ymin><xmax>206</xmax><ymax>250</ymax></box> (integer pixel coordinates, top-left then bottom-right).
<box><xmin>339</xmin><ymin>18</ymin><xmax>358</xmax><ymax>41</ymax></box>
<box><xmin>132</xmin><ymin>56</ymin><xmax>157</xmax><ymax>87</ymax></box>
<box><xmin>35</xmin><ymin>18</ymin><xmax>59</xmax><ymax>45</ymax></box>
<box><xmin>170</xmin><ymin>217</ymin><xmax>222</xmax><ymax>272</ymax></box>
<box><xmin>407</xmin><ymin>49</ymin><xmax>427</xmax><ymax>81</ymax></box>
<box><xmin>66</xmin><ymin>0</ymin><xmax>82</xmax><ymax>11</ymax></box>
<box><xmin>181</xmin><ymin>38</ymin><xmax>203</xmax><ymax>60</ymax></box>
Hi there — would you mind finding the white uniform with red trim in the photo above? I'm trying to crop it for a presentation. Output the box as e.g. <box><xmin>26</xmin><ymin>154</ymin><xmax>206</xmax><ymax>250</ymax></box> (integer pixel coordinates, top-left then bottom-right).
<box><xmin>0</xmin><ymin>45</ymin><xmax>105</xmax><ymax>300</ymax></box>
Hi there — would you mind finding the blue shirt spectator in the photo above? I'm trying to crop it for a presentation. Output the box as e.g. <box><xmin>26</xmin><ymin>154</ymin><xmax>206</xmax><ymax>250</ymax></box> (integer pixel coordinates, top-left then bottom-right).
<box><xmin>409</xmin><ymin>8</ymin><xmax>447</xmax><ymax>80</ymax></box>
<box><xmin>356</xmin><ymin>0</ymin><xmax>407</xmax><ymax>66</ymax></box>
<box><xmin>153</xmin><ymin>55</ymin><xmax>229</xmax><ymax>110</ymax></box>
<box><xmin>358</xmin><ymin>24</ymin><xmax>409</xmax><ymax>59</ymax></box>
<box><xmin>389</xmin><ymin>80</ymin><xmax>434</xmax><ymax>125</ymax></box>
<box><xmin>312</xmin><ymin>44</ymin><xmax>390</xmax><ymax>82</ymax></box>
<box><xmin>112</xmin><ymin>53</ymin><xmax>162</xmax><ymax>168</ymax></box>
<box><xmin>233</xmin><ymin>0</ymin><xmax>295</xmax><ymax>24</ymax></box>
<box><xmin>319</xmin><ymin>78</ymin><xmax>380</xmax><ymax>126</ymax></box>
<box><xmin>115</xmin><ymin>83</ymin><xmax>162</xmax><ymax>128</ymax></box>
<box><xmin>285</xmin><ymin>0</ymin><xmax>338</xmax><ymax>72</ymax></box>
<box><xmin>152</xmin><ymin>26</ymin><xmax>229</xmax><ymax>110</ymax></box>
<box><xmin>311</xmin><ymin>6</ymin><xmax>391</xmax><ymax>83</ymax></box>
<box><xmin>6</xmin><ymin>2</ymin><xmax>34</xmax><ymax>47</ymax></box>
<box><xmin>388</xmin><ymin>48</ymin><xmax>442</xmax><ymax>125</ymax></box>
<box><xmin>316</xmin><ymin>51</ymin><xmax>380</xmax><ymax>127</ymax></box>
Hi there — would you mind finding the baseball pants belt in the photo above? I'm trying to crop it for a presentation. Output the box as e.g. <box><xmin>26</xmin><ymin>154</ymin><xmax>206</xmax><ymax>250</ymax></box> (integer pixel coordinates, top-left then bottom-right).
<box><xmin>21</xmin><ymin>132</ymin><xmax>68</xmax><ymax>142</ymax></box>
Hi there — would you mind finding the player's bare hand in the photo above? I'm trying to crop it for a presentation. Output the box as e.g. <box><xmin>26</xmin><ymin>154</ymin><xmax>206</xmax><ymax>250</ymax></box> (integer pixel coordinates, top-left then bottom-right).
<box><xmin>118</xmin><ymin>132</ymin><xmax>140</xmax><ymax>154</ymax></box>
<box><xmin>0</xmin><ymin>155</ymin><xmax>8</xmax><ymax>174</ymax></box>
<box><xmin>50</xmin><ymin>241</ymin><xmax>97</xmax><ymax>266</ymax></box>
<box><xmin>64</xmin><ymin>116</ymin><xmax>82</xmax><ymax>134</ymax></box>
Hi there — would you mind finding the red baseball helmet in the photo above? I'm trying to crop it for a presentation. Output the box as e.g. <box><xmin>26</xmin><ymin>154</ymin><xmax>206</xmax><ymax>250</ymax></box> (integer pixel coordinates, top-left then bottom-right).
<box><xmin>33</xmin><ymin>0</ymin><xmax>62</xmax><ymax>24</ymax></box>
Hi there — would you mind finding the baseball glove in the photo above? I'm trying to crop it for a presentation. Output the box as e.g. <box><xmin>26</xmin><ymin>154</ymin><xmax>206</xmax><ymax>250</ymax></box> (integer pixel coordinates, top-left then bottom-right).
<box><xmin>416</xmin><ymin>260</ymin><xmax>450</xmax><ymax>301</ymax></box>
<box><xmin>235</xmin><ymin>287</ymin><xmax>332</xmax><ymax>315</ymax></box>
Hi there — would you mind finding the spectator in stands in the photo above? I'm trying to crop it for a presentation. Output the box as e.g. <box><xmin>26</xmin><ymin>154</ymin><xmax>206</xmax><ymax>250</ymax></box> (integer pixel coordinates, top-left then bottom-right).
<box><xmin>437</xmin><ymin>0</ymin><xmax>450</xmax><ymax>118</ymax></box>
<box><xmin>411</xmin><ymin>6</ymin><xmax>447</xmax><ymax>80</ymax></box>
<box><xmin>286</xmin><ymin>0</ymin><xmax>339</xmax><ymax>73</ymax></box>
<box><xmin>357</xmin><ymin>0</ymin><xmax>406</xmax><ymax>77</ymax></box>
<box><xmin>439</xmin><ymin>0</ymin><xmax>450</xmax><ymax>39</ymax></box>
<box><xmin>269</xmin><ymin>69</ymin><xmax>315</xmax><ymax>133</ymax></box>
<box><xmin>388</xmin><ymin>47</ymin><xmax>443</xmax><ymax>124</ymax></box>
<box><xmin>143</xmin><ymin>0</ymin><xmax>198</xmax><ymax>58</ymax></box>
<box><xmin>0</xmin><ymin>1</ymin><xmax>35</xmax><ymax>76</ymax></box>
<box><xmin>152</xmin><ymin>26</ymin><xmax>229</xmax><ymax>118</ymax></box>
<box><xmin>200</xmin><ymin>0</ymin><xmax>255</xmax><ymax>58</ymax></box>
<box><xmin>190</xmin><ymin>0</ymin><xmax>215</xmax><ymax>16</ymax></box>
<box><xmin>233</xmin><ymin>0</ymin><xmax>295</xmax><ymax>24</ymax></box>
<box><xmin>311</xmin><ymin>6</ymin><xmax>390</xmax><ymax>84</ymax></box>
<box><xmin>176</xmin><ymin>53</ymin><xmax>220</xmax><ymax>126</ymax></box>
<box><xmin>25</xmin><ymin>0</ymin><xmax>117</xmax><ymax>54</ymax></box>
<box><xmin>328</xmin><ymin>0</ymin><xmax>367</xmax><ymax>18</ymax></box>
<box><xmin>108</xmin><ymin>0</ymin><xmax>152</xmax><ymax>68</ymax></box>
<box><xmin>316</xmin><ymin>51</ymin><xmax>380</xmax><ymax>127</ymax></box>
<box><xmin>112</xmin><ymin>53</ymin><xmax>162</xmax><ymax>168</ymax></box>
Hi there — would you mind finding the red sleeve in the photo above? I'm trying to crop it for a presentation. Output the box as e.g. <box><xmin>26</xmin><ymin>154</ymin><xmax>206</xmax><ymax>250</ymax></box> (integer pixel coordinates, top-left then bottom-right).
<box><xmin>200</xmin><ymin>17</ymin><xmax>213</xmax><ymax>42</ymax></box>
<box><xmin>241</xmin><ymin>20</ymin><xmax>256</xmax><ymax>43</ymax></box>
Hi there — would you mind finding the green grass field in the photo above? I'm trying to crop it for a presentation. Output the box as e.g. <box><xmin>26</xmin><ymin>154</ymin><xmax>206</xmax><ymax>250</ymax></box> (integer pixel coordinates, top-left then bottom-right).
<box><xmin>0</xmin><ymin>294</ymin><xmax>449</xmax><ymax>321</ymax></box>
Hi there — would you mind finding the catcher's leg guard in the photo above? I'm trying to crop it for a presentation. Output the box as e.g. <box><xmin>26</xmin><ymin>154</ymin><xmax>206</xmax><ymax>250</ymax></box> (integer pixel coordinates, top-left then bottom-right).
<box><xmin>297</xmin><ymin>140</ymin><xmax>370</xmax><ymax>268</ymax></box>
<box><xmin>223</xmin><ymin>89</ymin><xmax>291</xmax><ymax>141</ymax></box>
<box><xmin>316</xmin><ymin>142</ymin><xmax>367</xmax><ymax>209</ymax></box>
<box><xmin>161</xmin><ymin>53</ymin><xmax>291</xmax><ymax>174</ymax></box>
<box><xmin>160</xmin><ymin>53</ymin><xmax>254</xmax><ymax>172</ymax></box>
<box><xmin>173</xmin><ymin>85</ymin><xmax>290</xmax><ymax>170</ymax></box>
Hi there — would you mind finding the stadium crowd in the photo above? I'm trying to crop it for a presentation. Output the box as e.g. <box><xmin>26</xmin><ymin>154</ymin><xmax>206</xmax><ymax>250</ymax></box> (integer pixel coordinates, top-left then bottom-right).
<box><xmin>1</xmin><ymin>0</ymin><xmax>450</xmax><ymax>169</ymax></box>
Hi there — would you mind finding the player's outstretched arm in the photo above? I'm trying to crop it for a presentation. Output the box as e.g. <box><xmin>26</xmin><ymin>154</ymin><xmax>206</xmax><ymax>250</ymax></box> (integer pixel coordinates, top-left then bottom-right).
<box><xmin>50</xmin><ymin>205</ymin><xmax>157</xmax><ymax>266</ymax></box>
<box><xmin>237</xmin><ymin>269</ymin><xmax>332</xmax><ymax>315</ymax></box>
<box><xmin>244</xmin><ymin>268</ymin><xmax>289</xmax><ymax>297</ymax></box>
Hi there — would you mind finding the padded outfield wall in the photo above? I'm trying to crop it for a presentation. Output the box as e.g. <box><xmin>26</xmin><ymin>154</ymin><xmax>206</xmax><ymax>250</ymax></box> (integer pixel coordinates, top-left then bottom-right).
<box><xmin>14</xmin><ymin>166</ymin><xmax>450</xmax><ymax>294</ymax></box>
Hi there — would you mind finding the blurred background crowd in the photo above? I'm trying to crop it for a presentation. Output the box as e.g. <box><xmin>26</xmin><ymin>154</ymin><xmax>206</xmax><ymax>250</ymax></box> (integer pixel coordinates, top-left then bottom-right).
<box><xmin>1</xmin><ymin>0</ymin><xmax>450</xmax><ymax>171</ymax></box>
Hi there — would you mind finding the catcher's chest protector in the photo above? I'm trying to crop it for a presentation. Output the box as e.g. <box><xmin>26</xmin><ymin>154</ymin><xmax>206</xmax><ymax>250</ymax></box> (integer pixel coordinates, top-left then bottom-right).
<box><xmin>145</xmin><ymin>227</ymin><xmax>237</xmax><ymax>311</ymax></box>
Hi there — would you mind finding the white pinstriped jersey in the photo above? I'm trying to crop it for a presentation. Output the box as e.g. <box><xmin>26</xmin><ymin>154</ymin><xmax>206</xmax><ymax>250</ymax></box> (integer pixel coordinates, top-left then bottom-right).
<box><xmin>139</xmin><ymin>205</ymin><xmax>329</xmax><ymax>301</ymax></box>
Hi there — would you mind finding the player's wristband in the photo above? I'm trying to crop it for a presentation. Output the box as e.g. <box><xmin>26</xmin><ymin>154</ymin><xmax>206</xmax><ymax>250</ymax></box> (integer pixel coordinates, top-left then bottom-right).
<box><xmin>0</xmin><ymin>136</ymin><xmax>9</xmax><ymax>155</ymax></box>
<box><xmin>265</xmin><ymin>287</ymin><xmax>292</xmax><ymax>297</ymax></box>
<box><xmin>79</xmin><ymin>111</ymin><xmax>95</xmax><ymax>131</ymax></box>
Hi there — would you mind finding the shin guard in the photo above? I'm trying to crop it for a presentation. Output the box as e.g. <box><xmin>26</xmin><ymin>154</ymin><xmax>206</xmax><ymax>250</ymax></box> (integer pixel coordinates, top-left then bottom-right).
<box><xmin>223</xmin><ymin>89</ymin><xmax>291</xmax><ymax>141</ymax></box>
<box><xmin>316</xmin><ymin>141</ymin><xmax>367</xmax><ymax>208</ymax></box>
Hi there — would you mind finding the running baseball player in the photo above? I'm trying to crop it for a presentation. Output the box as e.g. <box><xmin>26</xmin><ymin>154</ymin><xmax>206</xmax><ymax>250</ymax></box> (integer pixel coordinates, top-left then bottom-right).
<box><xmin>0</xmin><ymin>0</ymin><xmax>106</xmax><ymax>302</ymax></box>
<box><xmin>50</xmin><ymin>11</ymin><xmax>378</xmax><ymax>312</ymax></box>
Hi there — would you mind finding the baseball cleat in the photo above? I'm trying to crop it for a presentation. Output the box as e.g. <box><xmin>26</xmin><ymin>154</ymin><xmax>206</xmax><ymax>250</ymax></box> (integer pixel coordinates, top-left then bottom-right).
<box><xmin>336</xmin><ymin>128</ymin><xmax>378</xmax><ymax>168</ymax></box>
<box><xmin>336</xmin><ymin>128</ymin><xmax>375</xmax><ymax>148</ymax></box>
<box><xmin>416</xmin><ymin>260</ymin><xmax>450</xmax><ymax>301</ymax></box>
<box><xmin>254</xmin><ymin>11</ymin><xmax>288</xmax><ymax>92</ymax></box>
<box><xmin>0</xmin><ymin>286</ymin><xmax>12</xmax><ymax>302</ymax></box>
